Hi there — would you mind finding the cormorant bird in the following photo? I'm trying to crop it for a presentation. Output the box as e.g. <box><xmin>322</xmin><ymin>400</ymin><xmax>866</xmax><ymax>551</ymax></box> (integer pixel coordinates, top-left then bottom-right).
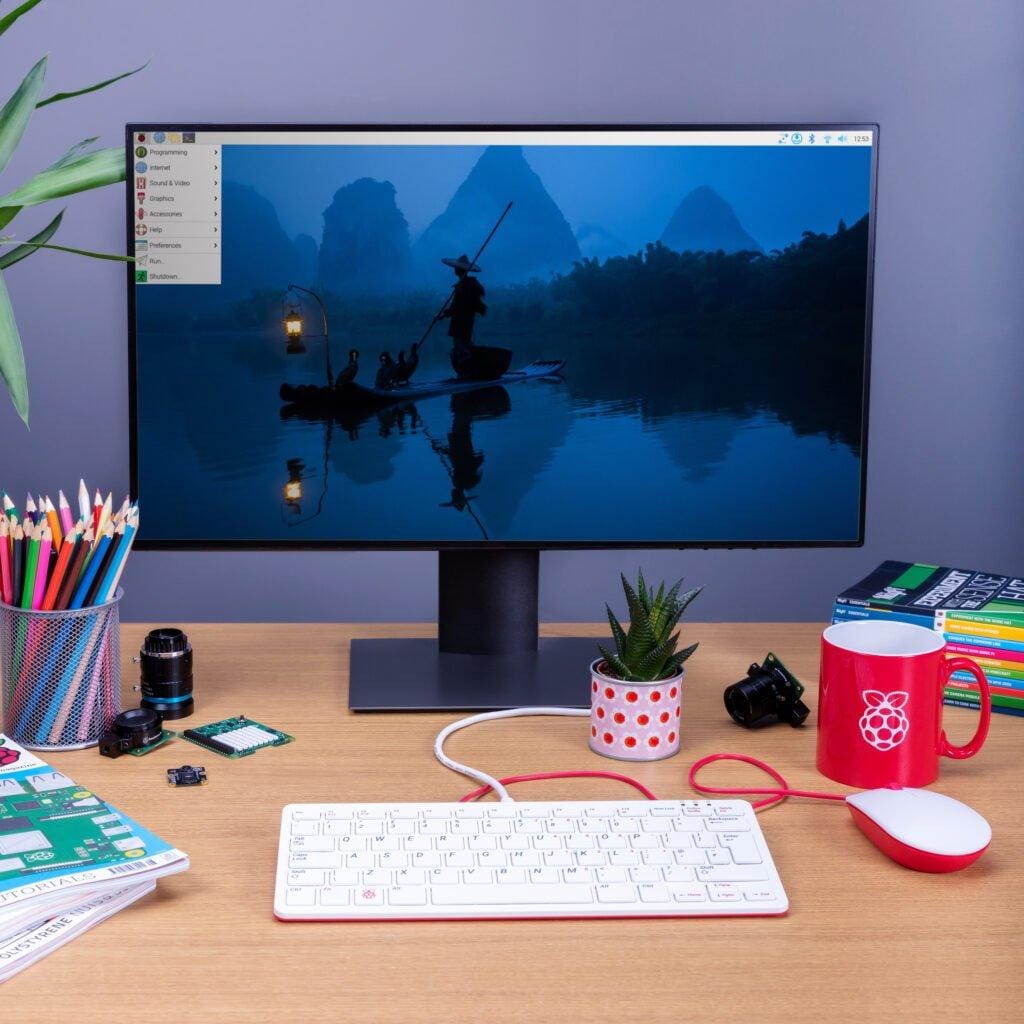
<box><xmin>375</xmin><ymin>352</ymin><xmax>398</xmax><ymax>390</ymax></box>
<box><xmin>335</xmin><ymin>348</ymin><xmax>359</xmax><ymax>386</ymax></box>
<box><xmin>393</xmin><ymin>341</ymin><xmax>420</xmax><ymax>385</ymax></box>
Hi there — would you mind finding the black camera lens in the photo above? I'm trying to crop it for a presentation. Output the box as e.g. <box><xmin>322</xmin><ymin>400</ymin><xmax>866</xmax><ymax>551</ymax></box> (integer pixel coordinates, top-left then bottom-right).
<box><xmin>99</xmin><ymin>707</ymin><xmax>164</xmax><ymax>758</ymax></box>
<box><xmin>724</xmin><ymin>655</ymin><xmax>810</xmax><ymax>729</ymax></box>
<box><xmin>139</xmin><ymin>627</ymin><xmax>194</xmax><ymax>720</ymax></box>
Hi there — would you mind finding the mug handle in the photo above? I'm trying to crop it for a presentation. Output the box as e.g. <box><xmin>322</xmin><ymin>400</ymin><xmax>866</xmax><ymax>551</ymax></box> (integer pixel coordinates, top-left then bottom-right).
<box><xmin>939</xmin><ymin>657</ymin><xmax>992</xmax><ymax>760</ymax></box>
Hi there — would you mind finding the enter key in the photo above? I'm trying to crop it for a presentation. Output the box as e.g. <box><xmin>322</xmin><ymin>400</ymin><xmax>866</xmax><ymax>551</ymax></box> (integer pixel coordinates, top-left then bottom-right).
<box><xmin>717</xmin><ymin>833</ymin><xmax>763</xmax><ymax>865</ymax></box>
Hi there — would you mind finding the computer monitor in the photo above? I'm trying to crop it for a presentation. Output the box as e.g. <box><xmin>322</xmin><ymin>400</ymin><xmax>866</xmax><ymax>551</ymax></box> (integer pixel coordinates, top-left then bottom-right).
<box><xmin>127</xmin><ymin>124</ymin><xmax>877</xmax><ymax>709</ymax></box>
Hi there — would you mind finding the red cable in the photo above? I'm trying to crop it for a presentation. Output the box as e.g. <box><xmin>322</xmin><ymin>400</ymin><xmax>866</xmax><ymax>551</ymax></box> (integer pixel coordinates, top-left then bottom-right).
<box><xmin>460</xmin><ymin>770</ymin><xmax>658</xmax><ymax>803</ymax></box>
<box><xmin>688</xmin><ymin>752</ymin><xmax>847</xmax><ymax>810</ymax></box>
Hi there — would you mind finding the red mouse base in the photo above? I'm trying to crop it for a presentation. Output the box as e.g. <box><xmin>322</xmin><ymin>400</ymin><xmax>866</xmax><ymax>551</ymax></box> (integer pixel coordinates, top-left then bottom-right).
<box><xmin>848</xmin><ymin>805</ymin><xmax>989</xmax><ymax>873</ymax></box>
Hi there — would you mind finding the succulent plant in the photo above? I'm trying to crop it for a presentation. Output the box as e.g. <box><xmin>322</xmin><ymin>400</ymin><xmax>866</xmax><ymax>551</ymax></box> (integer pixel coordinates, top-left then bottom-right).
<box><xmin>598</xmin><ymin>570</ymin><xmax>701</xmax><ymax>682</ymax></box>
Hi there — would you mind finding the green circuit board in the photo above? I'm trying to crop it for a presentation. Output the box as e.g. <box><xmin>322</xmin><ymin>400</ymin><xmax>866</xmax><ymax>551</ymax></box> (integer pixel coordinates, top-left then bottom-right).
<box><xmin>0</xmin><ymin>772</ymin><xmax>148</xmax><ymax>883</ymax></box>
<box><xmin>180</xmin><ymin>716</ymin><xmax>293</xmax><ymax>759</ymax></box>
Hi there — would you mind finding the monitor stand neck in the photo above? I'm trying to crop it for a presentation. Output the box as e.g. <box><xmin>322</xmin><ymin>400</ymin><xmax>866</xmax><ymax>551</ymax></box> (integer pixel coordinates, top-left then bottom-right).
<box><xmin>347</xmin><ymin>548</ymin><xmax>598</xmax><ymax>711</ymax></box>
<box><xmin>438</xmin><ymin>549</ymin><xmax>538</xmax><ymax>655</ymax></box>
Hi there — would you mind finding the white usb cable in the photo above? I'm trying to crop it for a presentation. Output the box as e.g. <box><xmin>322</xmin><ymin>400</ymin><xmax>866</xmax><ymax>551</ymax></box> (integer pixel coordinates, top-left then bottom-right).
<box><xmin>433</xmin><ymin>707</ymin><xmax>590</xmax><ymax>803</ymax></box>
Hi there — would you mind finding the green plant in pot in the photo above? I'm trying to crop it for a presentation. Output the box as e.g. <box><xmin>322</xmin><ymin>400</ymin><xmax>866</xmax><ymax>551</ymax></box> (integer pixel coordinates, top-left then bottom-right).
<box><xmin>590</xmin><ymin>570</ymin><xmax>701</xmax><ymax>762</ymax></box>
<box><xmin>0</xmin><ymin>1</ymin><xmax>146</xmax><ymax>426</ymax></box>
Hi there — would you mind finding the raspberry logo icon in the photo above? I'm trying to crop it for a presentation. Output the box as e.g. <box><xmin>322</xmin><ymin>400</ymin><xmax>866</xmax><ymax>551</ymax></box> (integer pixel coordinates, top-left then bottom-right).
<box><xmin>859</xmin><ymin>690</ymin><xmax>909</xmax><ymax>751</ymax></box>
<box><xmin>0</xmin><ymin>745</ymin><xmax>20</xmax><ymax>767</ymax></box>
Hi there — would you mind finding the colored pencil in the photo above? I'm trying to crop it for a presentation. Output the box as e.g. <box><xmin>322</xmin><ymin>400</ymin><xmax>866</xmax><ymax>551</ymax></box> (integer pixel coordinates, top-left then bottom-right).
<box><xmin>71</xmin><ymin>524</ymin><xmax>113</xmax><ymax>609</ymax></box>
<box><xmin>44</xmin><ymin>497</ymin><xmax>63</xmax><ymax>551</ymax></box>
<box><xmin>30</xmin><ymin>526</ymin><xmax>52</xmax><ymax>610</ymax></box>
<box><xmin>58</xmin><ymin>490</ymin><xmax>74</xmax><ymax>536</ymax></box>
<box><xmin>10</xmin><ymin>523</ymin><xmax>24</xmax><ymax>602</ymax></box>
<box><xmin>78</xmin><ymin>479</ymin><xmax>91</xmax><ymax>521</ymax></box>
<box><xmin>19</xmin><ymin>525</ymin><xmax>40</xmax><ymax>609</ymax></box>
<box><xmin>24</xmin><ymin>494</ymin><xmax>37</xmax><ymax>526</ymax></box>
<box><xmin>97</xmin><ymin>508</ymin><xmax>138</xmax><ymax>602</ymax></box>
<box><xmin>55</xmin><ymin>527</ymin><xmax>93</xmax><ymax>611</ymax></box>
<box><xmin>0</xmin><ymin>517</ymin><xmax>12</xmax><ymax>605</ymax></box>
<box><xmin>91</xmin><ymin>489</ymin><xmax>103</xmax><ymax>533</ymax></box>
<box><xmin>84</xmin><ymin>523</ymin><xmax>122</xmax><ymax>606</ymax></box>
<box><xmin>41</xmin><ymin>528</ymin><xmax>78</xmax><ymax>611</ymax></box>
<box><xmin>2</xmin><ymin>493</ymin><xmax>15</xmax><ymax>524</ymax></box>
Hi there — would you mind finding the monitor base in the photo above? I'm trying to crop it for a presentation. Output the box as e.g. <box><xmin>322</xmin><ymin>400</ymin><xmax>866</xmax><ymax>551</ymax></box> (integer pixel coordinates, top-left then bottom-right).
<box><xmin>348</xmin><ymin>637</ymin><xmax>597</xmax><ymax>711</ymax></box>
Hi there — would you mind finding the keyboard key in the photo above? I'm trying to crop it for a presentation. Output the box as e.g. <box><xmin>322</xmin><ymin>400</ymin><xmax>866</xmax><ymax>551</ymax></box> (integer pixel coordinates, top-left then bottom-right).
<box><xmin>562</xmin><ymin>867</ymin><xmax>594</xmax><ymax>884</ymax></box>
<box><xmin>671</xmin><ymin>885</ymin><xmax>708</xmax><ymax>902</ymax></box>
<box><xmin>331</xmin><ymin>868</ymin><xmax>358</xmax><ymax>886</ymax></box>
<box><xmin>395</xmin><ymin>868</ymin><xmax>425</xmax><ymax>885</ymax></box>
<box><xmin>478</xmin><ymin>850</ymin><xmax>508</xmax><ymax>868</ymax></box>
<box><xmin>598</xmin><ymin>834</ymin><xmax>628</xmax><ymax>850</ymax></box>
<box><xmin>287</xmin><ymin>870</ymin><xmax>325</xmax><ymax>886</ymax></box>
<box><xmin>528</xmin><ymin>867</ymin><xmax>561</xmax><ymax>884</ymax></box>
<box><xmin>596</xmin><ymin>866</ymin><xmax>626</xmax><ymax>883</ymax></box>
<box><xmin>483</xmin><ymin>819</ymin><xmax>512</xmax><ymax>835</ymax></box>
<box><xmin>444</xmin><ymin>851</ymin><xmax>474</xmax><ymax>868</ymax></box>
<box><xmin>631</xmin><ymin>833</ymin><xmax>661</xmax><ymax>849</ymax></box>
<box><xmin>547</xmin><ymin>818</ymin><xmax>574</xmax><ymax>834</ymax></box>
<box><xmin>566</xmin><ymin>835</ymin><xmax>596</xmax><ymax>851</ymax></box>
<box><xmin>610</xmin><ymin>817</ymin><xmax>640</xmax><ymax>833</ymax></box>
<box><xmin>664</xmin><ymin>833</ymin><xmax>692</xmax><ymax>850</ymax></box>
<box><xmin>707</xmin><ymin>849</ymin><xmax>732</xmax><ymax>865</ymax></box>
<box><xmin>596</xmin><ymin>883</ymin><xmax>636</xmax><ymax>904</ymax></box>
<box><xmin>432</xmin><ymin>885</ymin><xmax>593</xmax><ymax>906</ymax></box>
<box><xmin>510</xmin><ymin>850</ymin><xmax>540</xmax><ymax>868</ymax></box>
<box><xmin>450</xmin><ymin>820</ymin><xmax>479</xmax><ymax>835</ymax></box>
<box><xmin>355</xmin><ymin>887</ymin><xmax>384</xmax><ymax>906</ymax></box>
<box><xmin>609</xmin><ymin>850</ymin><xmax>640</xmax><ymax>867</ymax></box>
<box><xmin>290</xmin><ymin>836</ymin><xmax>334</xmax><ymax>853</ymax></box>
<box><xmin>496</xmin><ymin>867</ymin><xmax>526</xmax><ymax>884</ymax></box>
<box><xmin>291</xmin><ymin>809</ymin><xmax>322</xmax><ymax>821</ymax></box>
<box><xmin>390</xmin><ymin>886</ymin><xmax>428</xmax><ymax>906</ymax></box>
<box><xmin>642</xmin><ymin>819</ymin><xmax>671</xmax><ymax>833</ymax></box>
<box><xmin>378</xmin><ymin>851</ymin><xmax>407</xmax><ymax>869</ymax></box>
<box><xmin>650</xmin><ymin>805</ymin><xmax>679</xmax><ymax>816</ymax></box>
<box><xmin>362</xmin><ymin>869</ymin><xmax>391</xmax><ymax>886</ymax></box>
<box><xmin>290</xmin><ymin>821</ymin><xmax>319</xmax><ymax>836</ymax></box>
<box><xmin>324</xmin><ymin>821</ymin><xmax>352</xmax><ymax>836</ymax></box>
<box><xmin>713</xmin><ymin>803</ymin><xmax>747</xmax><ymax>817</ymax></box>
<box><xmin>542</xmin><ymin>850</ymin><xmax>571</xmax><ymax>867</ymax></box>
<box><xmin>501</xmin><ymin>835</ymin><xmax>530</xmax><ymax>851</ymax></box>
<box><xmin>663</xmin><ymin>866</ymin><xmax>695</xmax><ymax>884</ymax></box>
<box><xmin>410</xmin><ymin>851</ymin><xmax>442</xmax><ymax>868</ymax></box>
<box><xmin>743</xmin><ymin>886</ymin><xmax>780</xmax><ymax>902</ymax></box>
<box><xmin>675</xmin><ymin>850</ymin><xmax>707</xmax><ymax>866</ymax></box>
<box><xmin>488</xmin><ymin>806</ymin><xmax>517</xmax><ymax>819</ymax></box>
<box><xmin>629</xmin><ymin>866</ymin><xmax>661</xmax><ymax>883</ymax></box>
<box><xmin>463</xmin><ymin>868</ymin><xmax>492</xmax><ymax>885</ymax></box>
<box><xmin>468</xmin><ymin>835</ymin><xmax>497</xmax><ymax>850</ymax></box>
<box><xmin>694</xmin><ymin>831</ymin><xmax>718</xmax><ymax>849</ymax></box>
<box><xmin>533</xmin><ymin>834</ymin><xmax>562</xmax><ymax>850</ymax></box>
<box><xmin>429</xmin><ymin>868</ymin><xmax>459</xmax><ymax>885</ymax></box>
<box><xmin>578</xmin><ymin>818</ymin><xmax>609</xmax><ymax>834</ymax></box>
<box><xmin>345</xmin><ymin>852</ymin><xmax>375</xmax><ymax>870</ymax></box>
<box><xmin>289</xmin><ymin>853</ymin><xmax>342</xmax><ymax>870</ymax></box>
<box><xmin>638</xmin><ymin>883</ymin><xmax>670</xmax><ymax>903</ymax></box>
<box><xmin>719</xmin><ymin>834</ymin><xmax>762</xmax><ymax>864</ymax></box>
<box><xmin>577</xmin><ymin>851</ymin><xmax>606</xmax><ymax>867</ymax></box>
<box><xmin>708</xmin><ymin>883</ymin><xmax>743</xmax><ymax>902</ymax></box>
<box><xmin>321</xmin><ymin>886</ymin><xmax>351</xmax><ymax>906</ymax></box>
<box><xmin>697</xmin><ymin>866</ymin><xmax>769</xmax><ymax>883</ymax></box>
<box><xmin>709</xmin><ymin>818</ymin><xmax>751</xmax><ymax>832</ymax></box>
<box><xmin>285</xmin><ymin>886</ymin><xmax>316</xmax><ymax>906</ymax></box>
<box><xmin>641</xmin><ymin>849</ymin><xmax>672</xmax><ymax>867</ymax></box>
<box><xmin>405</xmin><ymin>836</ymin><xmax>432</xmax><ymax>852</ymax></box>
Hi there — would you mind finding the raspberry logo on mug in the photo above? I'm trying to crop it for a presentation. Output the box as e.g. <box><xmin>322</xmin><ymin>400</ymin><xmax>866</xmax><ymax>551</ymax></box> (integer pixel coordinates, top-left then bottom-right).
<box><xmin>858</xmin><ymin>690</ymin><xmax>909</xmax><ymax>751</ymax></box>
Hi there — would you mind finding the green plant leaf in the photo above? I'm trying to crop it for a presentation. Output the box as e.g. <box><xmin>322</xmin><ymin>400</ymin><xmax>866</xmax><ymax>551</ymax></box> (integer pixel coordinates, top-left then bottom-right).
<box><xmin>605</xmin><ymin>605</ymin><xmax>627</xmax><ymax>653</ymax></box>
<box><xmin>48</xmin><ymin>136</ymin><xmax>100</xmax><ymax>170</ymax></box>
<box><xmin>0</xmin><ymin>270</ymin><xmax>28</xmax><ymax>424</ymax></box>
<box><xmin>666</xmin><ymin>641</ymin><xmax>699</xmax><ymax>673</ymax></box>
<box><xmin>37</xmin><ymin>60</ymin><xmax>150</xmax><ymax>108</ymax></box>
<box><xmin>0</xmin><ymin>0</ymin><xmax>44</xmax><ymax>39</ymax></box>
<box><xmin>0</xmin><ymin>237</ymin><xmax>132</xmax><ymax>262</ymax></box>
<box><xmin>0</xmin><ymin>55</ymin><xmax>47</xmax><ymax>175</ymax></box>
<box><xmin>0</xmin><ymin>145</ymin><xmax>125</xmax><ymax>208</ymax></box>
<box><xmin>676</xmin><ymin>585</ymin><xmax>704</xmax><ymax>617</ymax></box>
<box><xmin>597</xmin><ymin>645</ymin><xmax>633</xmax><ymax>682</ymax></box>
<box><xmin>0</xmin><ymin>208</ymin><xmax>62</xmax><ymax>269</ymax></box>
<box><xmin>635</xmin><ymin>632</ymin><xmax>679</xmax><ymax>679</ymax></box>
<box><xmin>0</xmin><ymin>207</ymin><xmax>19</xmax><ymax>231</ymax></box>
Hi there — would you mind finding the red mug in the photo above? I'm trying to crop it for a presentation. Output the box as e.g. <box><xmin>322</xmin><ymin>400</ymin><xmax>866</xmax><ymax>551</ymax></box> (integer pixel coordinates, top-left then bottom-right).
<box><xmin>817</xmin><ymin>619</ymin><xmax>992</xmax><ymax>788</ymax></box>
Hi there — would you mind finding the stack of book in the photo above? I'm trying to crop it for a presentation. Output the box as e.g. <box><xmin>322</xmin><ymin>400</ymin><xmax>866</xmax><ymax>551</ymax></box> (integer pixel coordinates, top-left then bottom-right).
<box><xmin>0</xmin><ymin>733</ymin><xmax>188</xmax><ymax>981</ymax></box>
<box><xmin>833</xmin><ymin>561</ymin><xmax>1024</xmax><ymax>718</ymax></box>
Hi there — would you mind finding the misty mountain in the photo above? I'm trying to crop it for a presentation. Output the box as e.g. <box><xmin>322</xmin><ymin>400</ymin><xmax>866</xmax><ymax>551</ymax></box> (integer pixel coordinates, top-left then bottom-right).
<box><xmin>318</xmin><ymin>178</ymin><xmax>413</xmax><ymax>294</ymax></box>
<box><xmin>575</xmin><ymin>223</ymin><xmax>629</xmax><ymax>262</ymax></box>
<box><xmin>660</xmin><ymin>185</ymin><xmax>762</xmax><ymax>254</ymax></box>
<box><xmin>293</xmin><ymin>232</ymin><xmax>318</xmax><ymax>285</ymax></box>
<box><xmin>221</xmin><ymin>181</ymin><xmax>305</xmax><ymax>291</ymax></box>
<box><xmin>413</xmin><ymin>146</ymin><xmax>580</xmax><ymax>285</ymax></box>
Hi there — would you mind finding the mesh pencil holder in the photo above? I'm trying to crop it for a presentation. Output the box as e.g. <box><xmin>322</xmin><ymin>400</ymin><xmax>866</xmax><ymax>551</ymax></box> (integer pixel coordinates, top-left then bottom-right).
<box><xmin>0</xmin><ymin>590</ymin><xmax>122</xmax><ymax>751</ymax></box>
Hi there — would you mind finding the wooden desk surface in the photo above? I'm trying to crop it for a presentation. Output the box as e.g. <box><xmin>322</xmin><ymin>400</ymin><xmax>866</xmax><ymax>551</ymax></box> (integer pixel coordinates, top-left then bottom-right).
<box><xmin>3</xmin><ymin>623</ymin><xmax>1020</xmax><ymax>1020</ymax></box>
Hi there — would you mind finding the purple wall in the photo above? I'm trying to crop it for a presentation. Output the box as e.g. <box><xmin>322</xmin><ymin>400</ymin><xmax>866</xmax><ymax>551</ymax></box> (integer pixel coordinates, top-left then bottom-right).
<box><xmin>2</xmin><ymin>1</ymin><xmax>1022</xmax><ymax>622</ymax></box>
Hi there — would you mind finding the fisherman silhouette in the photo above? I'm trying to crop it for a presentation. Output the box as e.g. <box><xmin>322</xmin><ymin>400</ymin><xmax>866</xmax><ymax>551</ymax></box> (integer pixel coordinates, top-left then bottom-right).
<box><xmin>436</xmin><ymin>254</ymin><xmax>487</xmax><ymax>374</ymax></box>
<box><xmin>375</xmin><ymin>351</ymin><xmax>398</xmax><ymax>390</ymax></box>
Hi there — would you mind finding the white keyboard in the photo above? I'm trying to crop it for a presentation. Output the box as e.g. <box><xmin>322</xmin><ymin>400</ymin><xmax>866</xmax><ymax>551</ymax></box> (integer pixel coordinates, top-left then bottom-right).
<box><xmin>274</xmin><ymin>800</ymin><xmax>788</xmax><ymax>920</ymax></box>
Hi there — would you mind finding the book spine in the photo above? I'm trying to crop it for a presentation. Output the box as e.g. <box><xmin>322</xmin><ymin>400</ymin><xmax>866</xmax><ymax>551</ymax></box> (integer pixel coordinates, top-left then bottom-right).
<box><xmin>941</xmin><ymin>617</ymin><xmax>1024</xmax><ymax>643</ymax></box>
<box><xmin>831</xmin><ymin>604</ymin><xmax>935</xmax><ymax>628</ymax></box>
<box><xmin>945</xmin><ymin>631</ymin><xmax>1024</xmax><ymax>654</ymax></box>
<box><xmin>947</xmin><ymin>676</ymin><xmax>1024</xmax><ymax>700</ymax></box>
<box><xmin>944</xmin><ymin>695</ymin><xmax>1024</xmax><ymax>717</ymax></box>
<box><xmin>940</xmin><ymin>609</ymin><xmax>1024</xmax><ymax>629</ymax></box>
<box><xmin>949</xmin><ymin>671</ymin><xmax>1024</xmax><ymax>693</ymax></box>
<box><xmin>964</xmin><ymin>658</ymin><xmax>1024</xmax><ymax>681</ymax></box>
<box><xmin>945</xmin><ymin>641</ymin><xmax>1024</xmax><ymax>665</ymax></box>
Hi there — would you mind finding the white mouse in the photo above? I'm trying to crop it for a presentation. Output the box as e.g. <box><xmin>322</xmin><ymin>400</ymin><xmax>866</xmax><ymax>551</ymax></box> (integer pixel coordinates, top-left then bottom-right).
<box><xmin>846</xmin><ymin>787</ymin><xmax>992</xmax><ymax>872</ymax></box>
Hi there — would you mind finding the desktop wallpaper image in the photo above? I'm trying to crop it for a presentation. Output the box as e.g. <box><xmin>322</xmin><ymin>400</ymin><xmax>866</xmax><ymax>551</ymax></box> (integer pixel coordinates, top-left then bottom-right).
<box><xmin>133</xmin><ymin>140</ymin><xmax>873</xmax><ymax>544</ymax></box>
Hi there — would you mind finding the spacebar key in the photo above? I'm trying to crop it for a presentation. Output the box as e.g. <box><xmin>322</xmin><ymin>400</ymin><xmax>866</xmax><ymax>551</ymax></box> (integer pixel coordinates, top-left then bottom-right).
<box><xmin>432</xmin><ymin>885</ymin><xmax>593</xmax><ymax>906</ymax></box>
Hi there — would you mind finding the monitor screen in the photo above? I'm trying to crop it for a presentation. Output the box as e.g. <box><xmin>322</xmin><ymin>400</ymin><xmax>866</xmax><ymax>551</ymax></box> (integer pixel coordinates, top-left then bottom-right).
<box><xmin>127</xmin><ymin>125</ymin><xmax>876</xmax><ymax>548</ymax></box>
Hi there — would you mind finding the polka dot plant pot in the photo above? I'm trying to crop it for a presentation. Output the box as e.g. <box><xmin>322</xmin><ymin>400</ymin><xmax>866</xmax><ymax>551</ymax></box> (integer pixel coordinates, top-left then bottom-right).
<box><xmin>588</xmin><ymin>659</ymin><xmax>683</xmax><ymax>761</ymax></box>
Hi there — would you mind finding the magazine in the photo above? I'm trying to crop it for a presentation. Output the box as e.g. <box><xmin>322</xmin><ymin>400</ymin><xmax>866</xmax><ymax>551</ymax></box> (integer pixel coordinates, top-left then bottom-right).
<box><xmin>0</xmin><ymin>732</ymin><xmax>188</xmax><ymax>979</ymax></box>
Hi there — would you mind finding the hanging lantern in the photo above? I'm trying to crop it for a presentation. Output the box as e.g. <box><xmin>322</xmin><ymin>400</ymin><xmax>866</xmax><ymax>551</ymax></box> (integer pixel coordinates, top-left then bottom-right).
<box><xmin>283</xmin><ymin>458</ymin><xmax>305</xmax><ymax>512</ymax></box>
<box><xmin>283</xmin><ymin>305</ymin><xmax>305</xmax><ymax>353</ymax></box>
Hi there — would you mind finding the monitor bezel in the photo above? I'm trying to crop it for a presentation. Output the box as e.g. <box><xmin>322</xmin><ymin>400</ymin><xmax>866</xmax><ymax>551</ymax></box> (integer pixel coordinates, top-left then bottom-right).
<box><xmin>126</xmin><ymin>122</ymin><xmax>878</xmax><ymax>552</ymax></box>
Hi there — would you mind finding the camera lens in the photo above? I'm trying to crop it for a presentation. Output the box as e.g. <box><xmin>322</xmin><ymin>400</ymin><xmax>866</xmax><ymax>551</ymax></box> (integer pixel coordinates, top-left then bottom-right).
<box><xmin>139</xmin><ymin>627</ymin><xmax>194</xmax><ymax>720</ymax></box>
